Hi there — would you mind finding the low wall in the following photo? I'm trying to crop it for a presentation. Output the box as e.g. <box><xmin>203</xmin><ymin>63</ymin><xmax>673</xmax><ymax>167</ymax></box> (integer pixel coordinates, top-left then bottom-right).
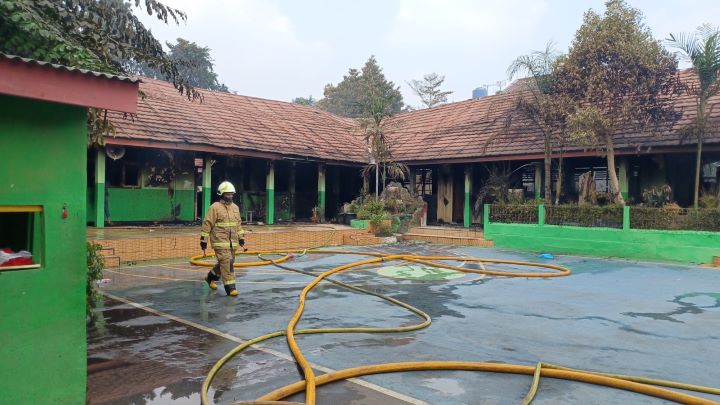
<box><xmin>483</xmin><ymin>204</ymin><xmax>720</xmax><ymax>264</ymax></box>
<box><xmin>89</xmin><ymin>227</ymin><xmax>371</xmax><ymax>265</ymax></box>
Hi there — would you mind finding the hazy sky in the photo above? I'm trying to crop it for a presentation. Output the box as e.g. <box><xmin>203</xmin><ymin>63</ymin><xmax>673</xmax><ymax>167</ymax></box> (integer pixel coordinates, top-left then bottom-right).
<box><xmin>139</xmin><ymin>0</ymin><xmax>719</xmax><ymax>107</ymax></box>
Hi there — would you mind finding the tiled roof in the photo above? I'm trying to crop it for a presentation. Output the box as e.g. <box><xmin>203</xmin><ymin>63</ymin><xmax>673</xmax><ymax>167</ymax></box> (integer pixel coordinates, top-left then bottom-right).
<box><xmin>387</xmin><ymin>69</ymin><xmax>720</xmax><ymax>163</ymax></box>
<box><xmin>109</xmin><ymin>78</ymin><xmax>365</xmax><ymax>163</ymax></box>
<box><xmin>108</xmin><ymin>70</ymin><xmax>719</xmax><ymax>165</ymax></box>
<box><xmin>0</xmin><ymin>53</ymin><xmax>139</xmax><ymax>83</ymax></box>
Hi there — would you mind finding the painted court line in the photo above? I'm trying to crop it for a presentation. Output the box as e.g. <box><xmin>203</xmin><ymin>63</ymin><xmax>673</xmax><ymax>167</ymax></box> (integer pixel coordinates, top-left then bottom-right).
<box><xmin>102</xmin><ymin>292</ymin><xmax>428</xmax><ymax>405</ymax></box>
<box><xmin>104</xmin><ymin>269</ymin><xmax>308</xmax><ymax>284</ymax></box>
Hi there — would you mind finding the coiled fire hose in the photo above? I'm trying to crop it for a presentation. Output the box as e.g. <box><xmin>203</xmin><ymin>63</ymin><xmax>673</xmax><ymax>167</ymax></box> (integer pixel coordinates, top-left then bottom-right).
<box><xmin>190</xmin><ymin>249</ymin><xmax>719</xmax><ymax>405</ymax></box>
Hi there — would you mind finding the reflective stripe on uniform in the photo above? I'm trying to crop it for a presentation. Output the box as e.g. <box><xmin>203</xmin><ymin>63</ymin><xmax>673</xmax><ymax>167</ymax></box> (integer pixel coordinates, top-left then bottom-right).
<box><xmin>216</xmin><ymin>222</ymin><xmax>238</xmax><ymax>227</ymax></box>
<box><xmin>223</xmin><ymin>279</ymin><xmax>236</xmax><ymax>285</ymax></box>
<box><xmin>200</xmin><ymin>231</ymin><xmax>209</xmax><ymax>238</ymax></box>
<box><xmin>212</xmin><ymin>242</ymin><xmax>232</xmax><ymax>248</ymax></box>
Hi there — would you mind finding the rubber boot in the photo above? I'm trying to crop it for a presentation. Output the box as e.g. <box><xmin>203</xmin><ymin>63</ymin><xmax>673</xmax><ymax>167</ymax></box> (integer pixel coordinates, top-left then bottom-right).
<box><xmin>224</xmin><ymin>284</ymin><xmax>238</xmax><ymax>297</ymax></box>
<box><xmin>206</xmin><ymin>271</ymin><xmax>219</xmax><ymax>290</ymax></box>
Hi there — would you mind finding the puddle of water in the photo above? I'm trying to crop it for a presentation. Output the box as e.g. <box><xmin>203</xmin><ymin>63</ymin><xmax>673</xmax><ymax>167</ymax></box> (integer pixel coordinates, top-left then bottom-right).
<box><xmin>422</xmin><ymin>377</ymin><xmax>466</xmax><ymax>396</ymax></box>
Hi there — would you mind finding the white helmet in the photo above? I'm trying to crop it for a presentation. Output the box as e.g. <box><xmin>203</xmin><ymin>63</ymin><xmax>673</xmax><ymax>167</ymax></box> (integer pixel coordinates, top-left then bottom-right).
<box><xmin>217</xmin><ymin>181</ymin><xmax>236</xmax><ymax>195</ymax></box>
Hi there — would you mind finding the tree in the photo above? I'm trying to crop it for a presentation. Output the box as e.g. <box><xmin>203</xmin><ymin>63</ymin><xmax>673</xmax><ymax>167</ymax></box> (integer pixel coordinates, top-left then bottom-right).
<box><xmin>0</xmin><ymin>0</ymin><xmax>198</xmax><ymax>99</ymax></box>
<box><xmin>167</xmin><ymin>38</ymin><xmax>228</xmax><ymax>92</ymax></box>
<box><xmin>317</xmin><ymin>56</ymin><xmax>404</xmax><ymax>118</ymax></box>
<box><xmin>667</xmin><ymin>24</ymin><xmax>720</xmax><ymax>208</ymax></box>
<box><xmin>408</xmin><ymin>72</ymin><xmax>453</xmax><ymax>108</ymax></box>
<box><xmin>504</xmin><ymin>42</ymin><xmax>574</xmax><ymax>204</ymax></box>
<box><xmin>356</xmin><ymin>92</ymin><xmax>406</xmax><ymax>199</ymax></box>
<box><xmin>292</xmin><ymin>95</ymin><xmax>317</xmax><ymax>106</ymax></box>
<box><xmin>0</xmin><ymin>0</ymin><xmax>203</xmax><ymax>146</ymax></box>
<box><xmin>128</xmin><ymin>38</ymin><xmax>228</xmax><ymax>92</ymax></box>
<box><xmin>557</xmin><ymin>0</ymin><xmax>679</xmax><ymax>205</ymax></box>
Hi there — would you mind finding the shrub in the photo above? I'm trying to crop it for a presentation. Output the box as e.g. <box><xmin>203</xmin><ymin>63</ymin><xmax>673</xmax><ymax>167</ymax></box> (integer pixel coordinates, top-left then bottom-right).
<box><xmin>86</xmin><ymin>242</ymin><xmax>105</xmax><ymax>318</ymax></box>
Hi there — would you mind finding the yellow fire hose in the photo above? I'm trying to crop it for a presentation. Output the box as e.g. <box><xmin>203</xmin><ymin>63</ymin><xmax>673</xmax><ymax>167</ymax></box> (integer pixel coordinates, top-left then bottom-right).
<box><xmin>190</xmin><ymin>249</ymin><xmax>719</xmax><ymax>405</ymax></box>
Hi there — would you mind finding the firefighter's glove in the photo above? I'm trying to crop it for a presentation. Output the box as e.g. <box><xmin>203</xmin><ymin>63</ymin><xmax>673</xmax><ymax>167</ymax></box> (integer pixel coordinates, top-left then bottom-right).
<box><xmin>200</xmin><ymin>240</ymin><xmax>208</xmax><ymax>251</ymax></box>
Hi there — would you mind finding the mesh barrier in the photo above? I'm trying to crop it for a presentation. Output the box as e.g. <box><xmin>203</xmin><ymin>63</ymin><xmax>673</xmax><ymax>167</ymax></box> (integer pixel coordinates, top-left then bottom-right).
<box><xmin>489</xmin><ymin>204</ymin><xmax>539</xmax><ymax>224</ymax></box>
<box><xmin>631</xmin><ymin>207</ymin><xmax>720</xmax><ymax>232</ymax></box>
<box><xmin>545</xmin><ymin>205</ymin><xmax>623</xmax><ymax>229</ymax></box>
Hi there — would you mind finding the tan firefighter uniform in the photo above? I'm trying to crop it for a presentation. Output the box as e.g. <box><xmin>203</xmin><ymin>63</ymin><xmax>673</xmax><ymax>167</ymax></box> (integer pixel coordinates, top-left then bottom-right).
<box><xmin>201</xmin><ymin>200</ymin><xmax>244</xmax><ymax>292</ymax></box>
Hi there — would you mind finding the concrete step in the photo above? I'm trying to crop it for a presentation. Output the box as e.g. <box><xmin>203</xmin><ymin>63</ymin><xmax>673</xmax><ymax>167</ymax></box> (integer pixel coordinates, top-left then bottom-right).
<box><xmin>99</xmin><ymin>246</ymin><xmax>115</xmax><ymax>256</ymax></box>
<box><xmin>103</xmin><ymin>255</ymin><xmax>121</xmax><ymax>268</ymax></box>
<box><xmin>343</xmin><ymin>233</ymin><xmax>382</xmax><ymax>246</ymax></box>
<box><xmin>407</xmin><ymin>226</ymin><xmax>485</xmax><ymax>239</ymax></box>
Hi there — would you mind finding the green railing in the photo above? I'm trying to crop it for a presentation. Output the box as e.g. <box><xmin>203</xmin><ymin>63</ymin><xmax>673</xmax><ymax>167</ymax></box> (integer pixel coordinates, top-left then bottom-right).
<box><xmin>486</xmin><ymin>204</ymin><xmax>720</xmax><ymax>233</ymax></box>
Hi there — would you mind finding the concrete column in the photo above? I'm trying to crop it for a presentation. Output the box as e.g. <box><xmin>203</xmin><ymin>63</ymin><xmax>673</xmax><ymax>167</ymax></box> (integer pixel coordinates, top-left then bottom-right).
<box><xmin>318</xmin><ymin>164</ymin><xmax>326</xmax><ymax>222</ymax></box>
<box><xmin>266</xmin><ymin>161</ymin><xmax>275</xmax><ymax>225</ymax></box>
<box><xmin>464</xmin><ymin>165</ymin><xmax>471</xmax><ymax>228</ymax></box>
<box><xmin>534</xmin><ymin>162</ymin><xmax>542</xmax><ymax>200</ymax></box>
<box><xmin>483</xmin><ymin>203</ymin><xmax>490</xmax><ymax>227</ymax></box>
<box><xmin>94</xmin><ymin>148</ymin><xmax>105</xmax><ymax>228</ymax></box>
<box><xmin>289</xmin><ymin>162</ymin><xmax>296</xmax><ymax>220</ymax></box>
<box><xmin>202</xmin><ymin>157</ymin><xmax>212</xmax><ymax>218</ymax></box>
<box><xmin>619</xmin><ymin>158</ymin><xmax>629</xmax><ymax>200</ymax></box>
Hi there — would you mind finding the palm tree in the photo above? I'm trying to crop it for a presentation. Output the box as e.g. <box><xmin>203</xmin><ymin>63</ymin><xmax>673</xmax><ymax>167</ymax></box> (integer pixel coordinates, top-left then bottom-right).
<box><xmin>504</xmin><ymin>41</ymin><xmax>573</xmax><ymax>204</ymax></box>
<box><xmin>356</xmin><ymin>96</ymin><xmax>406</xmax><ymax>199</ymax></box>
<box><xmin>667</xmin><ymin>24</ymin><xmax>720</xmax><ymax>208</ymax></box>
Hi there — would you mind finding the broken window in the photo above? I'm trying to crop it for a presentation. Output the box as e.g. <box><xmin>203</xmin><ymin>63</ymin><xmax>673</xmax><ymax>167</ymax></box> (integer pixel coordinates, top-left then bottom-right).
<box><xmin>0</xmin><ymin>206</ymin><xmax>43</xmax><ymax>270</ymax></box>
<box><xmin>414</xmin><ymin>169</ymin><xmax>433</xmax><ymax>196</ymax></box>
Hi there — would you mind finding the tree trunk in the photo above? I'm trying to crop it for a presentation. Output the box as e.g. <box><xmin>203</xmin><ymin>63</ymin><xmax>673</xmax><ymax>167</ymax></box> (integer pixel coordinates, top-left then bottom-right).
<box><xmin>694</xmin><ymin>139</ymin><xmax>703</xmax><ymax>209</ymax></box>
<box><xmin>544</xmin><ymin>139</ymin><xmax>552</xmax><ymax>205</ymax></box>
<box><xmin>375</xmin><ymin>163</ymin><xmax>379</xmax><ymax>200</ymax></box>
<box><xmin>605</xmin><ymin>136</ymin><xmax>625</xmax><ymax>206</ymax></box>
<box><xmin>555</xmin><ymin>155</ymin><xmax>564</xmax><ymax>205</ymax></box>
<box><xmin>694</xmin><ymin>98</ymin><xmax>706</xmax><ymax>209</ymax></box>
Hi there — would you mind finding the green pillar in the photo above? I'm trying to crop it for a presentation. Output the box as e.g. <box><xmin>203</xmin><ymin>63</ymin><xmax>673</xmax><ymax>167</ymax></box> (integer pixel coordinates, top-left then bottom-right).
<box><xmin>289</xmin><ymin>162</ymin><xmax>296</xmax><ymax>220</ymax></box>
<box><xmin>202</xmin><ymin>157</ymin><xmax>212</xmax><ymax>218</ymax></box>
<box><xmin>623</xmin><ymin>206</ymin><xmax>631</xmax><ymax>231</ymax></box>
<box><xmin>534</xmin><ymin>162</ymin><xmax>542</xmax><ymax>200</ymax></box>
<box><xmin>94</xmin><ymin>147</ymin><xmax>105</xmax><ymax>228</ymax></box>
<box><xmin>463</xmin><ymin>165</ymin><xmax>471</xmax><ymax>228</ymax></box>
<box><xmin>318</xmin><ymin>164</ymin><xmax>326</xmax><ymax>222</ymax></box>
<box><xmin>619</xmin><ymin>158</ymin><xmax>629</xmax><ymax>200</ymax></box>
<box><xmin>266</xmin><ymin>161</ymin><xmax>275</xmax><ymax>225</ymax></box>
<box><xmin>538</xmin><ymin>204</ymin><xmax>546</xmax><ymax>226</ymax></box>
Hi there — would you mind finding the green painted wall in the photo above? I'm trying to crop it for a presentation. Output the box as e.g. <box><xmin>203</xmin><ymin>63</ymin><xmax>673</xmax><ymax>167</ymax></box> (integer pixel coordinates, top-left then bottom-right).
<box><xmin>89</xmin><ymin>179</ymin><xmax>195</xmax><ymax>223</ymax></box>
<box><xmin>106</xmin><ymin>188</ymin><xmax>194</xmax><ymax>221</ymax></box>
<box><xmin>0</xmin><ymin>95</ymin><xmax>87</xmax><ymax>403</ymax></box>
<box><xmin>88</xmin><ymin>153</ymin><xmax>196</xmax><ymax>224</ymax></box>
<box><xmin>484</xmin><ymin>205</ymin><xmax>720</xmax><ymax>264</ymax></box>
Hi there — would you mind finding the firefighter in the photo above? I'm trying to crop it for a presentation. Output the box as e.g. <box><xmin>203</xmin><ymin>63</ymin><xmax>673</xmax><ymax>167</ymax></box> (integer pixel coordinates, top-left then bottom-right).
<box><xmin>200</xmin><ymin>181</ymin><xmax>245</xmax><ymax>296</ymax></box>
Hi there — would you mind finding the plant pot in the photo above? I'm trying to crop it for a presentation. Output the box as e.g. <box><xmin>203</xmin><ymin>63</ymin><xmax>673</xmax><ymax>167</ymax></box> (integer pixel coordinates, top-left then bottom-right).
<box><xmin>337</xmin><ymin>212</ymin><xmax>357</xmax><ymax>225</ymax></box>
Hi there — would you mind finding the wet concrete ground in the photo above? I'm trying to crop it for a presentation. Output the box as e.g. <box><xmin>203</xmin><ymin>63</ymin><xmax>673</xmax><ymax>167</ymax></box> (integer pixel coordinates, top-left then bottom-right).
<box><xmin>88</xmin><ymin>243</ymin><xmax>720</xmax><ymax>404</ymax></box>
